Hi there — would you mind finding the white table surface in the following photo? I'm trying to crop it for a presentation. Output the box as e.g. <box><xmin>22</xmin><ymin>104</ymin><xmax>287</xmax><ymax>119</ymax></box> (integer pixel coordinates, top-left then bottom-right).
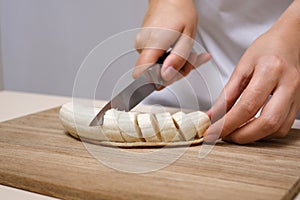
<box><xmin>0</xmin><ymin>90</ymin><xmax>299</xmax><ymax>200</ymax></box>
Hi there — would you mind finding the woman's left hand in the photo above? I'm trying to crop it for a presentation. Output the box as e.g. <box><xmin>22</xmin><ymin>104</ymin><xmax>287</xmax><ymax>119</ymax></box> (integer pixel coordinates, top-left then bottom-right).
<box><xmin>204</xmin><ymin>1</ymin><xmax>300</xmax><ymax>144</ymax></box>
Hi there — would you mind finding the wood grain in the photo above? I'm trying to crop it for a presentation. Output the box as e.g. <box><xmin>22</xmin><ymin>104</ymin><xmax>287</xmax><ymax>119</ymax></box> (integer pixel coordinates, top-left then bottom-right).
<box><xmin>0</xmin><ymin>107</ymin><xmax>299</xmax><ymax>200</ymax></box>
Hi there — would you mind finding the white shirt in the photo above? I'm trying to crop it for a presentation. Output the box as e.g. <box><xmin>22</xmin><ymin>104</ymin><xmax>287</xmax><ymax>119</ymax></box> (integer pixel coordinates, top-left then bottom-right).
<box><xmin>143</xmin><ymin>0</ymin><xmax>292</xmax><ymax>110</ymax></box>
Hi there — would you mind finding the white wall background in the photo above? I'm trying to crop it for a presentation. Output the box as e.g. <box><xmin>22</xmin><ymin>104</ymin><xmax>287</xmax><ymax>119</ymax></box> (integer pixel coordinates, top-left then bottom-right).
<box><xmin>0</xmin><ymin>54</ymin><xmax>3</xmax><ymax>90</ymax></box>
<box><xmin>0</xmin><ymin>1</ymin><xmax>3</xmax><ymax>90</ymax></box>
<box><xmin>0</xmin><ymin>30</ymin><xmax>3</xmax><ymax>90</ymax></box>
<box><xmin>1</xmin><ymin>0</ymin><xmax>147</xmax><ymax>99</ymax></box>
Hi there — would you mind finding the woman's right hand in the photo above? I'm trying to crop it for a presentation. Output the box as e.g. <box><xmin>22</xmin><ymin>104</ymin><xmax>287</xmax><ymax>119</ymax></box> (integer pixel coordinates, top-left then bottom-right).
<box><xmin>134</xmin><ymin>0</ymin><xmax>211</xmax><ymax>83</ymax></box>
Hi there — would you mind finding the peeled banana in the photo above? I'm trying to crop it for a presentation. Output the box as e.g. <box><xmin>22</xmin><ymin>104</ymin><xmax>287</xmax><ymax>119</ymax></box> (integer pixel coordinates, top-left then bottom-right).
<box><xmin>59</xmin><ymin>102</ymin><xmax>210</xmax><ymax>147</ymax></box>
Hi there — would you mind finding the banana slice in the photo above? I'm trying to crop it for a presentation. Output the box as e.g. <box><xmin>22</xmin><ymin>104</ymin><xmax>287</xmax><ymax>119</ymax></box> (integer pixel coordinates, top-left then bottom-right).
<box><xmin>102</xmin><ymin>109</ymin><xmax>124</xmax><ymax>142</ymax></box>
<box><xmin>187</xmin><ymin>111</ymin><xmax>211</xmax><ymax>138</ymax></box>
<box><xmin>155</xmin><ymin>112</ymin><xmax>181</xmax><ymax>142</ymax></box>
<box><xmin>137</xmin><ymin>113</ymin><xmax>161</xmax><ymax>142</ymax></box>
<box><xmin>172</xmin><ymin>111</ymin><xmax>197</xmax><ymax>141</ymax></box>
<box><xmin>117</xmin><ymin>111</ymin><xmax>143</xmax><ymax>142</ymax></box>
<box><xmin>59</xmin><ymin>102</ymin><xmax>107</xmax><ymax>141</ymax></box>
<box><xmin>59</xmin><ymin>102</ymin><xmax>210</xmax><ymax>147</ymax></box>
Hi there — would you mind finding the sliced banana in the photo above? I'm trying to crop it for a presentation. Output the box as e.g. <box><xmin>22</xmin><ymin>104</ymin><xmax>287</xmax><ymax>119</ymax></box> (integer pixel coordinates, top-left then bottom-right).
<box><xmin>59</xmin><ymin>102</ymin><xmax>210</xmax><ymax>146</ymax></box>
<box><xmin>155</xmin><ymin>112</ymin><xmax>181</xmax><ymax>142</ymax></box>
<box><xmin>137</xmin><ymin>113</ymin><xmax>161</xmax><ymax>142</ymax></box>
<box><xmin>187</xmin><ymin>111</ymin><xmax>211</xmax><ymax>138</ymax></box>
<box><xmin>59</xmin><ymin>102</ymin><xmax>106</xmax><ymax>141</ymax></box>
<box><xmin>172</xmin><ymin>111</ymin><xmax>197</xmax><ymax>141</ymax></box>
<box><xmin>102</xmin><ymin>109</ymin><xmax>124</xmax><ymax>142</ymax></box>
<box><xmin>117</xmin><ymin>111</ymin><xmax>143</xmax><ymax>142</ymax></box>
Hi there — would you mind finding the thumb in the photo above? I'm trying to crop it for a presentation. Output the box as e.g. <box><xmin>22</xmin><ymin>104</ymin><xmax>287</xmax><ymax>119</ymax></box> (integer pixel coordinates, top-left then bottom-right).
<box><xmin>161</xmin><ymin>34</ymin><xmax>194</xmax><ymax>81</ymax></box>
<box><xmin>133</xmin><ymin>48</ymin><xmax>165</xmax><ymax>79</ymax></box>
<box><xmin>161</xmin><ymin>53</ymin><xmax>187</xmax><ymax>81</ymax></box>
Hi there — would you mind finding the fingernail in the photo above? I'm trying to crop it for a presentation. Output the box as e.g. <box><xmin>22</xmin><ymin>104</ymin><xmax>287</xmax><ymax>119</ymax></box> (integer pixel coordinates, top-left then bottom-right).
<box><xmin>161</xmin><ymin>66</ymin><xmax>177</xmax><ymax>81</ymax></box>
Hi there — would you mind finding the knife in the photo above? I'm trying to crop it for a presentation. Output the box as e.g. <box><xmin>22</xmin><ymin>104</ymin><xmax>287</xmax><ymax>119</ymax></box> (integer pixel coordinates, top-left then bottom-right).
<box><xmin>89</xmin><ymin>50</ymin><xmax>170</xmax><ymax>126</ymax></box>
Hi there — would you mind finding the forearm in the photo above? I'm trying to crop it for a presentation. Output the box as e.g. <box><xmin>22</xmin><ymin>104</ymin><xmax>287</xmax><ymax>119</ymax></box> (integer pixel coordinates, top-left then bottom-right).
<box><xmin>270</xmin><ymin>0</ymin><xmax>300</xmax><ymax>46</ymax></box>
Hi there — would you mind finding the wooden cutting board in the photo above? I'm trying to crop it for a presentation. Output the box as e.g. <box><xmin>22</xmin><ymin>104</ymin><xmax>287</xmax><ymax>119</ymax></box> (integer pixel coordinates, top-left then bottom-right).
<box><xmin>0</xmin><ymin>107</ymin><xmax>299</xmax><ymax>200</ymax></box>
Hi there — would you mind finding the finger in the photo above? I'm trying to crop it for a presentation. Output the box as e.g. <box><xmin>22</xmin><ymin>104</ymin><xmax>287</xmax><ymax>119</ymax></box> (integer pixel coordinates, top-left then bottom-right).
<box><xmin>135</xmin><ymin>28</ymin><xmax>180</xmax><ymax>53</ymax></box>
<box><xmin>160</xmin><ymin>53</ymin><xmax>187</xmax><ymax>81</ymax></box>
<box><xmin>133</xmin><ymin>48</ymin><xmax>165</xmax><ymax>79</ymax></box>
<box><xmin>163</xmin><ymin>52</ymin><xmax>211</xmax><ymax>85</ymax></box>
<box><xmin>161</xmin><ymin>34</ymin><xmax>194</xmax><ymax>81</ymax></box>
<box><xmin>162</xmin><ymin>52</ymin><xmax>197</xmax><ymax>83</ymax></box>
<box><xmin>223</xmin><ymin>86</ymin><xmax>293</xmax><ymax>144</ymax></box>
<box><xmin>134</xmin><ymin>28</ymin><xmax>183</xmax><ymax>79</ymax></box>
<box><xmin>171</xmin><ymin>33</ymin><xmax>194</xmax><ymax>61</ymax></box>
<box><xmin>207</xmin><ymin>58</ymin><xmax>255</xmax><ymax>122</ymax></box>
<box><xmin>263</xmin><ymin>107</ymin><xmax>296</xmax><ymax>140</ymax></box>
<box><xmin>205</xmin><ymin>64</ymin><xmax>279</xmax><ymax>142</ymax></box>
<box><xmin>135</xmin><ymin>29</ymin><xmax>150</xmax><ymax>54</ymax></box>
<box><xmin>267</xmin><ymin>100</ymin><xmax>299</xmax><ymax>139</ymax></box>
<box><xmin>178</xmin><ymin>52</ymin><xmax>211</xmax><ymax>77</ymax></box>
<box><xmin>194</xmin><ymin>52</ymin><xmax>212</xmax><ymax>66</ymax></box>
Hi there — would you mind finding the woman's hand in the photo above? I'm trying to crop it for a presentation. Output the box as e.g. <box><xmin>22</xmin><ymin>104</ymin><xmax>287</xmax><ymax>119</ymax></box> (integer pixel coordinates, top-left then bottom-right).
<box><xmin>134</xmin><ymin>0</ymin><xmax>210</xmax><ymax>82</ymax></box>
<box><xmin>205</xmin><ymin>0</ymin><xmax>300</xmax><ymax>144</ymax></box>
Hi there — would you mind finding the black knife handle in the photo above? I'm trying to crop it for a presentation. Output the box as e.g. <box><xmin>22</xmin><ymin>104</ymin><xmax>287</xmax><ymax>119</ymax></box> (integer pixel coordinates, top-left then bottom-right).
<box><xmin>157</xmin><ymin>49</ymin><xmax>171</xmax><ymax>65</ymax></box>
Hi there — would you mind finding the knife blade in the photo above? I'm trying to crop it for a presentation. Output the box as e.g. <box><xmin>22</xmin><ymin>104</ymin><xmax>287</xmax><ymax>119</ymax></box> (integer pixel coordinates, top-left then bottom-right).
<box><xmin>89</xmin><ymin>50</ymin><xmax>170</xmax><ymax>126</ymax></box>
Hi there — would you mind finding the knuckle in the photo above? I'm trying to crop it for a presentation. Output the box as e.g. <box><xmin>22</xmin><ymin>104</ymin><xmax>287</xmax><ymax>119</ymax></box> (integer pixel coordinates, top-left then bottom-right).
<box><xmin>168</xmin><ymin>53</ymin><xmax>187</xmax><ymax>70</ymax></box>
<box><xmin>134</xmin><ymin>32</ymin><xmax>144</xmax><ymax>50</ymax></box>
<box><xmin>258</xmin><ymin>55</ymin><xmax>285</xmax><ymax>75</ymax></box>
<box><xmin>260</xmin><ymin>115</ymin><xmax>281</xmax><ymax>133</ymax></box>
<box><xmin>239</xmin><ymin>100</ymin><xmax>258</xmax><ymax>116</ymax></box>
<box><xmin>174</xmin><ymin>55</ymin><xmax>187</xmax><ymax>66</ymax></box>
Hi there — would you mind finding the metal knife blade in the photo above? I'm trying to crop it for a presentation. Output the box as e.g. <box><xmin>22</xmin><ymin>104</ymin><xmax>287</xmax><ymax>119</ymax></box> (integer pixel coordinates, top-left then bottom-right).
<box><xmin>89</xmin><ymin>51</ymin><xmax>170</xmax><ymax>126</ymax></box>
